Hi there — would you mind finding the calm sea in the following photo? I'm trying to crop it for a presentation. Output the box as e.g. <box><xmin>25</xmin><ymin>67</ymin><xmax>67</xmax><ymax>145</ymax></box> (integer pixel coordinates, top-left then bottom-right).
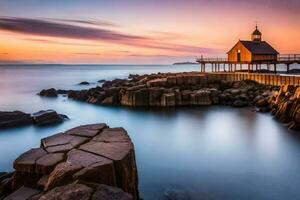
<box><xmin>1</xmin><ymin>64</ymin><xmax>300</xmax><ymax>200</ymax></box>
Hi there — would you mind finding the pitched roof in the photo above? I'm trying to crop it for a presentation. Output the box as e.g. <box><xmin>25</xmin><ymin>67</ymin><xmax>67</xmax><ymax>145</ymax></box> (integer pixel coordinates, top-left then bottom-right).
<box><xmin>240</xmin><ymin>40</ymin><xmax>279</xmax><ymax>55</ymax></box>
<box><xmin>252</xmin><ymin>28</ymin><xmax>262</xmax><ymax>35</ymax></box>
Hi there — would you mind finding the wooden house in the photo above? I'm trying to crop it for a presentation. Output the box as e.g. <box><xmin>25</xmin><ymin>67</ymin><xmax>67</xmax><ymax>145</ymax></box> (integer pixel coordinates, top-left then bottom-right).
<box><xmin>227</xmin><ymin>26</ymin><xmax>279</xmax><ymax>63</ymax></box>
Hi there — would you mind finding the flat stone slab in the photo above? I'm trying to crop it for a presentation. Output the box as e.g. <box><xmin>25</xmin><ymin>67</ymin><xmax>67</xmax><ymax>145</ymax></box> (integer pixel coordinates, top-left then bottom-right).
<box><xmin>92</xmin><ymin>128</ymin><xmax>131</xmax><ymax>143</ymax></box>
<box><xmin>67</xmin><ymin>149</ymin><xmax>111</xmax><ymax>168</ymax></box>
<box><xmin>36</xmin><ymin>153</ymin><xmax>64</xmax><ymax>174</ymax></box>
<box><xmin>45</xmin><ymin>143</ymin><xmax>73</xmax><ymax>153</ymax></box>
<box><xmin>3</xmin><ymin>186</ymin><xmax>40</xmax><ymax>200</ymax></box>
<box><xmin>80</xmin><ymin>141</ymin><xmax>133</xmax><ymax>161</ymax></box>
<box><xmin>92</xmin><ymin>185</ymin><xmax>133</xmax><ymax>200</ymax></box>
<box><xmin>66</xmin><ymin>123</ymin><xmax>107</xmax><ymax>138</ymax></box>
<box><xmin>13</xmin><ymin>148</ymin><xmax>47</xmax><ymax>173</ymax></box>
<box><xmin>38</xmin><ymin>184</ymin><xmax>93</xmax><ymax>200</ymax></box>
<box><xmin>41</xmin><ymin>132</ymin><xmax>89</xmax><ymax>149</ymax></box>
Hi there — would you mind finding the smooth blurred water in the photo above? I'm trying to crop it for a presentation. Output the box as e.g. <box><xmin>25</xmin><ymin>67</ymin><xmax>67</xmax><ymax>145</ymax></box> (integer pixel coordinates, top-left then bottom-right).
<box><xmin>1</xmin><ymin>64</ymin><xmax>300</xmax><ymax>200</ymax></box>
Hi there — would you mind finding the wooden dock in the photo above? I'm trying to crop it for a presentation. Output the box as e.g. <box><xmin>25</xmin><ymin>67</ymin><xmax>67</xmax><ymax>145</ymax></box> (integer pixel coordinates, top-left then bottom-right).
<box><xmin>197</xmin><ymin>54</ymin><xmax>300</xmax><ymax>73</ymax></box>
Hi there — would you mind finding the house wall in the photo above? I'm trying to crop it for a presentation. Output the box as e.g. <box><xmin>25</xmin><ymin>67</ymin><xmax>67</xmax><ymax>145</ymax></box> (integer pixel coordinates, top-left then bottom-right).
<box><xmin>227</xmin><ymin>41</ymin><xmax>252</xmax><ymax>62</ymax></box>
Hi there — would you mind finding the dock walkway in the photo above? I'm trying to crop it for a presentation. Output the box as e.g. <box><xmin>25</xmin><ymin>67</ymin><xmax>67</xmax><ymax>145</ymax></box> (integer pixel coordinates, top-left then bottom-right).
<box><xmin>197</xmin><ymin>54</ymin><xmax>300</xmax><ymax>73</ymax></box>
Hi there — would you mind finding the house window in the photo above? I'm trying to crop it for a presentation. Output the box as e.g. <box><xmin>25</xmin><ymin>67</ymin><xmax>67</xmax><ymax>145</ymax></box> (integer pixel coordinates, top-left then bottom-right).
<box><xmin>237</xmin><ymin>50</ymin><xmax>241</xmax><ymax>62</ymax></box>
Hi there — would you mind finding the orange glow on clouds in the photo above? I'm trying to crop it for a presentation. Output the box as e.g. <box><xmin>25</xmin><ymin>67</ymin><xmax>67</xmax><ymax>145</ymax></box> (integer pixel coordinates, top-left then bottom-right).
<box><xmin>0</xmin><ymin>0</ymin><xmax>299</xmax><ymax>64</ymax></box>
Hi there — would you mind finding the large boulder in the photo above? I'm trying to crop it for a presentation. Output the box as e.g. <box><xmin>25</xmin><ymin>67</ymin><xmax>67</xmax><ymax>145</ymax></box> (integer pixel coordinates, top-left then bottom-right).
<box><xmin>0</xmin><ymin>111</ymin><xmax>32</xmax><ymax>128</ymax></box>
<box><xmin>8</xmin><ymin>124</ymin><xmax>139</xmax><ymax>200</ymax></box>
<box><xmin>31</xmin><ymin>110</ymin><xmax>65</xmax><ymax>126</ymax></box>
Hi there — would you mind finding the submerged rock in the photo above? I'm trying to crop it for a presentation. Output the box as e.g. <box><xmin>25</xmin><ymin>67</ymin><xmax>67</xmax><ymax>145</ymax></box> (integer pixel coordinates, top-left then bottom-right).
<box><xmin>163</xmin><ymin>186</ymin><xmax>191</xmax><ymax>200</ymax></box>
<box><xmin>79</xmin><ymin>81</ymin><xmax>90</xmax><ymax>85</ymax></box>
<box><xmin>98</xmin><ymin>79</ymin><xmax>106</xmax><ymax>83</ymax></box>
<box><xmin>0</xmin><ymin>111</ymin><xmax>32</xmax><ymax>128</ymax></box>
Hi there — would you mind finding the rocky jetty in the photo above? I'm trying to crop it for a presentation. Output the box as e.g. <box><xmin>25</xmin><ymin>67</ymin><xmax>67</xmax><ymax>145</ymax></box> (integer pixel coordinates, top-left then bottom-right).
<box><xmin>0</xmin><ymin>110</ymin><xmax>67</xmax><ymax>129</ymax></box>
<box><xmin>38</xmin><ymin>72</ymin><xmax>300</xmax><ymax>130</ymax></box>
<box><xmin>39</xmin><ymin>72</ymin><xmax>276</xmax><ymax>108</ymax></box>
<box><xmin>0</xmin><ymin>123</ymin><xmax>139</xmax><ymax>200</ymax></box>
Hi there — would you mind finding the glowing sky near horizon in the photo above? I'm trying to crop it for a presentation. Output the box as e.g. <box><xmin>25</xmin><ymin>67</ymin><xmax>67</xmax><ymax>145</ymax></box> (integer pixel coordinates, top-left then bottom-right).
<box><xmin>0</xmin><ymin>0</ymin><xmax>299</xmax><ymax>64</ymax></box>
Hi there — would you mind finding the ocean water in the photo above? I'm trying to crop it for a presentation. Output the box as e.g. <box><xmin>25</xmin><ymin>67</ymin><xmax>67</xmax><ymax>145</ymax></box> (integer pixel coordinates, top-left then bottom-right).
<box><xmin>1</xmin><ymin>64</ymin><xmax>300</xmax><ymax>200</ymax></box>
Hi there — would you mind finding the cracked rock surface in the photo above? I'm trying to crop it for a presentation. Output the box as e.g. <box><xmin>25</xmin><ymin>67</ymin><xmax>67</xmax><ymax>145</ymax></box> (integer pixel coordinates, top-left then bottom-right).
<box><xmin>2</xmin><ymin>123</ymin><xmax>139</xmax><ymax>200</ymax></box>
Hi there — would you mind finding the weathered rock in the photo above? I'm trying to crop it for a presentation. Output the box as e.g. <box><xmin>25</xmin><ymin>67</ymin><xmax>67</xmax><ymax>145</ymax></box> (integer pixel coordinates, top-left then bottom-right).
<box><xmin>73</xmin><ymin>161</ymin><xmax>116</xmax><ymax>186</ymax></box>
<box><xmin>146</xmin><ymin>78</ymin><xmax>167</xmax><ymax>87</ymax></box>
<box><xmin>41</xmin><ymin>132</ymin><xmax>89</xmax><ymax>152</ymax></box>
<box><xmin>13</xmin><ymin>148</ymin><xmax>47</xmax><ymax>173</ymax></box>
<box><xmin>0</xmin><ymin>177</ymin><xmax>13</xmax><ymax>197</ymax></box>
<box><xmin>66</xmin><ymin>123</ymin><xmax>107</xmax><ymax>138</ymax></box>
<box><xmin>92</xmin><ymin>128</ymin><xmax>131</xmax><ymax>143</ymax></box>
<box><xmin>38</xmin><ymin>184</ymin><xmax>93</xmax><ymax>200</ymax></box>
<box><xmin>161</xmin><ymin>93</ymin><xmax>176</xmax><ymax>107</ymax></box>
<box><xmin>44</xmin><ymin>162</ymin><xmax>82</xmax><ymax>190</ymax></box>
<box><xmin>3</xmin><ymin>186</ymin><xmax>41</xmax><ymax>200</ymax></box>
<box><xmin>35</xmin><ymin>153</ymin><xmax>65</xmax><ymax>174</ymax></box>
<box><xmin>148</xmin><ymin>88</ymin><xmax>163</xmax><ymax>106</ymax></box>
<box><xmin>190</xmin><ymin>90</ymin><xmax>212</xmax><ymax>106</ymax></box>
<box><xmin>37</xmin><ymin>175</ymin><xmax>48</xmax><ymax>190</ymax></box>
<box><xmin>6</xmin><ymin>124</ymin><xmax>139</xmax><ymax>200</ymax></box>
<box><xmin>0</xmin><ymin>111</ymin><xmax>32</xmax><ymax>128</ymax></box>
<box><xmin>181</xmin><ymin>90</ymin><xmax>192</xmax><ymax>105</ymax></box>
<box><xmin>11</xmin><ymin>172</ymin><xmax>41</xmax><ymax>190</ymax></box>
<box><xmin>102</xmin><ymin>96</ymin><xmax>114</xmax><ymax>105</ymax></box>
<box><xmin>31</xmin><ymin>110</ymin><xmax>64</xmax><ymax>126</ymax></box>
<box><xmin>39</xmin><ymin>88</ymin><xmax>57</xmax><ymax>97</ymax></box>
<box><xmin>92</xmin><ymin>185</ymin><xmax>133</xmax><ymax>200</ymax></box>
<box><xmin>80</xmin><ymin>141</ymin><xmax>138</xmax><ymax>199</ymax></box>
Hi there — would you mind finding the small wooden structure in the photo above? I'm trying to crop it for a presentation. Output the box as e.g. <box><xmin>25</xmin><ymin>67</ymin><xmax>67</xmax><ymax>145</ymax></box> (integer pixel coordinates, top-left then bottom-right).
<box><xmin>197</xmin><ymin>26</ymin><xmax>299</xmax><ymax>73</ymax></box>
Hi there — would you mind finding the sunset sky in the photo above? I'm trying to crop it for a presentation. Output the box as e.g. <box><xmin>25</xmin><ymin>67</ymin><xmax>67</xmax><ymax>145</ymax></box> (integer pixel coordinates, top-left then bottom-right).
<box><xmin>0</xmin><ymin>0</ymin><xmax>299</xmax><ymax>64</ymax></box>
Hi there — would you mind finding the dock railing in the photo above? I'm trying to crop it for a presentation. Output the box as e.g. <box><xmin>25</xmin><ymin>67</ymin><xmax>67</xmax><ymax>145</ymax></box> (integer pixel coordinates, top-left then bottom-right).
<box><xmin>196</xmin><ymin>57</ymin><xmax>227</xmax><ymax>62</ymax></box>
<box><xmin>278</xmin><ymin>54</ymin><xmax>300</xmax><ymax>62</ymax></box>
<box><xmin>196</xmin><ymin>54</ymin><xmax>300</xmax><ymax>63</ymax></box>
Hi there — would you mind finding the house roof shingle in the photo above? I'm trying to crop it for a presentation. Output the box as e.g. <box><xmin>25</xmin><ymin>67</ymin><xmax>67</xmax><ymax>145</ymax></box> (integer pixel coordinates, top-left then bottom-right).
<box><xmin>240</xmin><ymin>40</ymin><xmax>279</xmax><ymax>55</ymax></box>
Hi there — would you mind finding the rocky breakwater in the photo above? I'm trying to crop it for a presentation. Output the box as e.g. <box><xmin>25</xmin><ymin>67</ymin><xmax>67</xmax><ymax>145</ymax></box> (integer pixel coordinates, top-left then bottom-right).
<box><xmin>39</xmin><ymin>72</ymin><xmax>276</xmax><ymax>108</ymax></box>
<box><xmin>0</xmin><ymin>123</ymin><xmax>139</xmax><ymax>200</ymax></box>
<box><xmin>260</xmin><ymin>85</ymin><xmax>300</xmax><ymax>131</ymax></box>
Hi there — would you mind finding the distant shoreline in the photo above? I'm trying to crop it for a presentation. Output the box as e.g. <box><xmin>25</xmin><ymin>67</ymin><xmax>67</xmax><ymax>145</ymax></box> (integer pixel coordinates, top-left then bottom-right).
<box><xmin>173</xmin><ymin>62</ymin><xmax>198</xmax><ymax>65</ymax></box>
